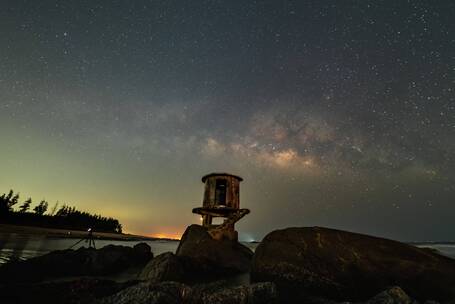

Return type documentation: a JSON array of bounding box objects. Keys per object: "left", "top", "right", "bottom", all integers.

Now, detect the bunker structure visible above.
[{"left": 192, "top": 173, "right": 250, "bottom": 241}]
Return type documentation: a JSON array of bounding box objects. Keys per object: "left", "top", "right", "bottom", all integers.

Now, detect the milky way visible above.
[{"left": 0, "top": 1, "right": 454, "bottom": 241}]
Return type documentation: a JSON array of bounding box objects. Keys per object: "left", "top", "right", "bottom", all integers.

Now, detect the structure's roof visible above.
[{"left": 201, "top": 172, "right": 243, "bottom": 182}]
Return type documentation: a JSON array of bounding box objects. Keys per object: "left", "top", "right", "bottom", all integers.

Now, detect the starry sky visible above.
[{"left": 1, "top": 1, "right": 454, "bottom": 241}]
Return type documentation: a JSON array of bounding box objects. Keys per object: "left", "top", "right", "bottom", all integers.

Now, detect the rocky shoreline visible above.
[{"left": 1, "top": 225, "right": 455, "bottom": 303}]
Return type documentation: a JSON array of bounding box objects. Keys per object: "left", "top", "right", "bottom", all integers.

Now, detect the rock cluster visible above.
[
  {"left": 0, "top": 242, "right": 153, "bottom": 283},
  {"left": 2, "top": 225, "right": 455, "bottom": 304},
  {"left": 98, "top": 281, "right": 277, "bottom": 304}
]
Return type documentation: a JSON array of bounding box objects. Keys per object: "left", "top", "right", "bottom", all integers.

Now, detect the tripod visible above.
[{"left": 69, "top": 228, "right": 96, "bottom": 249}]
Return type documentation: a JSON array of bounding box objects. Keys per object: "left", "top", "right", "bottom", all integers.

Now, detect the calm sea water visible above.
[{"left": 0, "top": 237, "right": 453, "bottom": 265}]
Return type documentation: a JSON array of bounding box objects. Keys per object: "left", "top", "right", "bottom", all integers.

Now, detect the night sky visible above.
[{"left": 1, "top": 1, "right": 454, "bottom": 241}]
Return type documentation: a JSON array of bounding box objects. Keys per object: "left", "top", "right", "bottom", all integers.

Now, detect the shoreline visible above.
[{"left": 0, "top": 224, "right": 179, "bottom": 242}]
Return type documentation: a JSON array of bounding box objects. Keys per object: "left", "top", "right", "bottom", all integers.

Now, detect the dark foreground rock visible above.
[
  {"left": 0, "top": 243, "right": 153, "bottom": 283},
  {"left": 303, "top": 287, "right": 415, "bottom": 304},
  {"left": 194, "top": 281, "right": 278, "bottom": 304},
  {"left": 139, "top": 250, "right": 251, "bottom": 285},
  {"left": 97, "top": 280, "right": 277, "bottom": 304},
  {"left": 367, "top": 286, "right": 412, "bottom": 304},
  {"left": 176, "top": 224, "right": 253, "bottom": 279},
  {"left": 98, "top": 281, "right": 190, "bottom": 304},
  {"left": 251, "top": 227, "right": 455, "bottom": 302},
  {"left": 139, "top": 252, "right": 186, "bottom": 282},
  {"left": 0, "top": 278, "right": 136, "bottom": 304}
]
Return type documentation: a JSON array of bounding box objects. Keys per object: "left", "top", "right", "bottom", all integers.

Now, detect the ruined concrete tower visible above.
[{"left": 192, "top": 173, "right": 250, "bottom": 241}]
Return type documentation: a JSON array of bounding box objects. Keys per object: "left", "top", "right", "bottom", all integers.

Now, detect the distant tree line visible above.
[{"left": 0, "top": 190, "right": 122, "bottom": 233}]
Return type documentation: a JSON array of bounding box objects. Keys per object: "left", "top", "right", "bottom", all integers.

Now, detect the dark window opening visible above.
[{"left": 215, "top": 179, "right": 227, "bottom": 205}]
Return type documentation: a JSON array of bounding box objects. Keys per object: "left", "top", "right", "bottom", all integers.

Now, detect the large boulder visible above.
[
  {"left": 0, "top": 243, "right": 153, "bottom": 283},
  {"left": 139, "top": 252, "right": 186, "bottom": 282},
  {"left": 176, "top": 225, "right": 253, "bottom": 278},
  {"left": 251, "top": 227, "right": 455, "bottom": 302}
]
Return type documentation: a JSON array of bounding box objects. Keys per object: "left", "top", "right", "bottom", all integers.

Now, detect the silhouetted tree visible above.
[
  {"left": 116, "top": 223, "right": 123, "bottom": 233},
  {"left": 10, "top": 192, "right": 19, "bottom": 209},
  {"left": 0, "top": 190, "right": 123, "bottom": 233},
  {"left": 18, "top": 198, "right": 32, "bottom": 213},
  {"left": 33, "top": 200, "right": 48, "bottom": 215},
  {"left": 49, "top": 201, "right": 59, "bottom": 216},
  {"left": 0, "top": 190, "right": 20, "bottom": 217},
  {"left": 0, "top": 192, "right": 9, "bottom": 216}
]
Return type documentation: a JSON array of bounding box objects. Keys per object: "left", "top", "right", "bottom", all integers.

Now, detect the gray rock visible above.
[
  {"left": 367, "top": 287, "right": 412, "bottom": 304},
  {"left": 139, "top": 252, "right": 185, "bottom": 282},
  {"left": 176, "top": 225, "right": 253, "bottom": 277},
  {"left": 198, "top": 282, "right": 278, "bottom": 304},
  {"left": 251, "top": 227, "right": 455, "bottom": 302},
  {"left": 98, "top": 281, "right": 191, "bottom": 304}
]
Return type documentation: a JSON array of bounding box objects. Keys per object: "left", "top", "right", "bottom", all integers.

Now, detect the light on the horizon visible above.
[{"left": 149, "top": 232, "right": 181, "bottom": 240}]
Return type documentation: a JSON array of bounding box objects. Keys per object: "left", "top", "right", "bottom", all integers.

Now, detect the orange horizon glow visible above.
[{"left": 146, "top": 230, "right": 184, "bottom": 240}]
